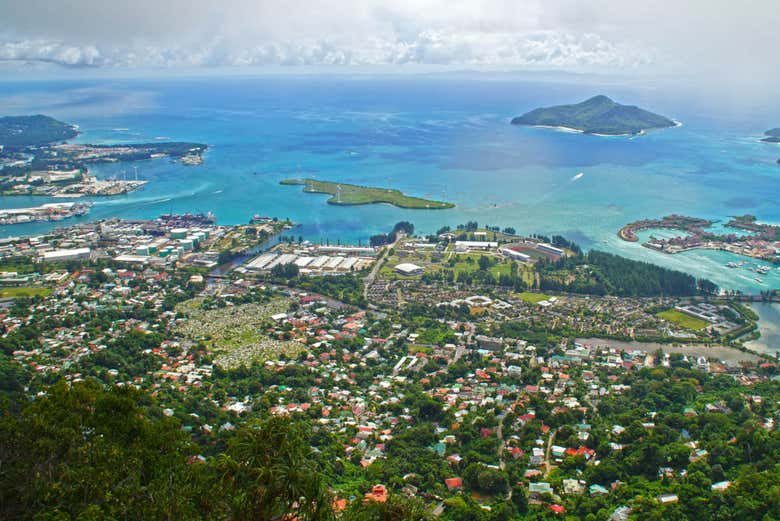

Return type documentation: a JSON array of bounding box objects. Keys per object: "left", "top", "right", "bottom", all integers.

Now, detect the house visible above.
[
  {"left": 528, "top": 482, "right": 553, "bottom": 500},
  {"left": 562, "top": 479, "right": 585, "bottom": 495},
  {"left": 711, "top": 481, "right": 732, "bottom": 492},
  {"left": 475, "top": 335, "right": 502, "bottom": 351},
  {"left": 364, "top": 484, "right": 388, "bottom": 503},
  {"left": 445, "top": 477, "right": 463, "bottom": 491}
]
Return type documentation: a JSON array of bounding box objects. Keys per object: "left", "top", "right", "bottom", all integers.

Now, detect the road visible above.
[
  {"left": 544, "top": 428, "right": 559, "bottom": 478},
  {"left": 363, "top": 234, "right": 402, "bottom": 301},
  {"left": 496, "top": 413, "right": 512, "bottom": 501}
]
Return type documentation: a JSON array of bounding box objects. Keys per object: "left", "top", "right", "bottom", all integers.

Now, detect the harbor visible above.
[{"left": 0, "top": 202, "right": 92, "bottom": 225}]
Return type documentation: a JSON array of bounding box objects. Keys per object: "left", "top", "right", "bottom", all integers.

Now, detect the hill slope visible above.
[
  {"left": 761, "top": 128, "right": 780, "bottom": 143},
  {"left": 511, "top": 95, "right": 676, "bottom": 136},
  {"left": 0, "top": 115, "right": 78, "bottom": 148}
]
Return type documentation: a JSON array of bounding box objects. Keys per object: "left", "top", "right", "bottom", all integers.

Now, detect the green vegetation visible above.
[
  {"left": 539, "top": 250, "right": 717, "bottom": 297},
  {"left": 2, "top": 367, "right": 778, "bottom": 521},
  {"left": 657, "top": 309, "right": 709, "bottom": 330},
  {"left": 518, "top": 291, "right": 550, "bottom": 304},
  {"left": 511, "top": 95, "right": 676, "bottom": 135},
  {"left": 0, "top": 115, "right": 77, "bottom": 148},
  {"left": 281, "top": 178, "right": 454, "bottom": 209},
  {"left": 0, "top": 382, "right": 338, "bottom": 520},
  {"left": 0, "top": 287, "right": 51, "bottom": 298}
]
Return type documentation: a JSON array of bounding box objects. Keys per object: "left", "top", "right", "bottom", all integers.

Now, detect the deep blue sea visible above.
[{"left": 1, "top": 74, "right": 780, "bottom": 295}]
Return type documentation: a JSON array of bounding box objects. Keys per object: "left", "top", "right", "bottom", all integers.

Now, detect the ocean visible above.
[{"left": 1, "top": 74, "right": 779, "bottom": 294}]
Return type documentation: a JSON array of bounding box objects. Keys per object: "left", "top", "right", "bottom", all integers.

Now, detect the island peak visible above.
[{"left": 511, "top": 95, "right": 676, "bottom": 136}]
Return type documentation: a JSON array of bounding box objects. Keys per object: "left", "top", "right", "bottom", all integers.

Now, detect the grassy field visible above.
[
  {"left": 657, "top": 309, "right": 709, "bottom": 330},
  {"left": 518, "top": 292, "right": 550, "bottom": 304},
  {"left": 281, "top": 178, "right": 454, "bottom": 209},
  {"left": 0, "top": 287, "right": 51, "bottom": 298}
]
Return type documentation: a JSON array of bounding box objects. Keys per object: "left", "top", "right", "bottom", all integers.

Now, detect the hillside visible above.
[
  {"left": 0, "top": 115, "right": 78, "bottom": 148},
  {"left": 761, "top": 128, "right": 780, "bottom": 143},
  {"left": 511, "top": 95, "right": 676, "bottom": 135}
]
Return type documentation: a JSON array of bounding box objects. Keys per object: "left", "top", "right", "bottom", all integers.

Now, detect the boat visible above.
[
  {"left": 754, "top": 278, "right": 764, "bottom": 284},
  {"left": 725, "top": 262, "right": 738, "bottom": 268}
]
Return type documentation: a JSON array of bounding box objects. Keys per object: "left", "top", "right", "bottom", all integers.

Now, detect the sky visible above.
[{"left": 0, "top": 0, "right": 778, "bottom": 86}]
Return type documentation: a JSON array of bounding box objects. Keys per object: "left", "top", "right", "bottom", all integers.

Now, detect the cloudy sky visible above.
[{"left": 0, "top": 0, "right": 777, "bottom": 82}]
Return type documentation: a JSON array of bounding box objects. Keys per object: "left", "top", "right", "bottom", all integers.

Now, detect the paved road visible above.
[
  {"left": 544, "top": 428, "right": 559, "bottom": 478},
  {"left": 496, "top": 413, "right": 513, "bottom": 501},
  {"left": 363, "top": 234, "right": 402, "bottom": 300}
]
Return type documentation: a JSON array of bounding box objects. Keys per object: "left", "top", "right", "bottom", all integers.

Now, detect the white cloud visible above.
[
  {"left": 0, "top": 39, "right": 104, "bottom": 66},
  {"left": 0, "top": 31, "right": 647, "bottom": 70},
  {"left": 0, "top": 0, "right": 776, "bottom": 82}
]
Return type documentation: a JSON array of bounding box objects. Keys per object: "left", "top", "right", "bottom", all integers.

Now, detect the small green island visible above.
[
  {"left": 511, "top": 95, "right": 677, "bottom": 136},
  {"left": 280, "top": 178, "right": 454, "bottom": 209}
]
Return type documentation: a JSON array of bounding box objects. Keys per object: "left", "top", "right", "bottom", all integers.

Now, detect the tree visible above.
[
  {"left": 0, "top": 380, "right": 206, "bottom": 520},
  {"left": 342, "top": 494, "right": 431, "bottom": 521},
  {"left": 271, "top": 262, "right": 300, "bottom": 279},
  {"left": 214, "top": 415, "right": 332, "bottom": 521}
]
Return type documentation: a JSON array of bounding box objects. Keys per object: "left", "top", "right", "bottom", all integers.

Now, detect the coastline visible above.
[{"left": 524, "top": 121, "right": 681, "bottom": 137}]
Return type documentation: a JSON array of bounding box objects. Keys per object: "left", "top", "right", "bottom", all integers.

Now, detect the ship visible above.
[
  {"left": 250, "top": 214, "right": 274, "bottom": 224},
  {"left": 159, "top": 212, "right": 216, "bottom": 225}
]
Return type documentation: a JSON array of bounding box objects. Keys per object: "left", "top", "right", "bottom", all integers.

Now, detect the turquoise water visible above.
[{"left": 1, "top": 75, "right": 779, "bottom": 293}]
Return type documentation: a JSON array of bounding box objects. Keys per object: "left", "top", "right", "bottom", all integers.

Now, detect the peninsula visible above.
[
  {"left": 280, "top": 178, "right": 454, "bottom": 209},
  {"left": 511, "top": 95, "right": 676, "bottom": 136},
  {"left": 0, "top": 115, "right": 207, "bottom": 197}
]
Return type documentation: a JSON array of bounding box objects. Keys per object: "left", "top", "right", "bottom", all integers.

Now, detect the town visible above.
[{"left": 0, "top": 215, "right": 777, "bottom": 520}]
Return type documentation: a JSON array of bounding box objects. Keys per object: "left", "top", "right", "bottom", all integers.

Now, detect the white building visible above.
[
  {"left": 500, "top": 247, "right": 531, "bottom": 262},
  {"left": 395, "top": 263, "right": 424, "bottom": 275},
  {"left": 455, "top": 241, "right": 498, "bottom": 251},
  {"left": 41, "top": 247, "right": 91, "bottom": 262}
]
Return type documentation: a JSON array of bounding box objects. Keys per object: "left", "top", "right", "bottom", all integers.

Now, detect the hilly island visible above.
[{"left": 511, "top": 95, "right": 677, "bottom": 136}]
